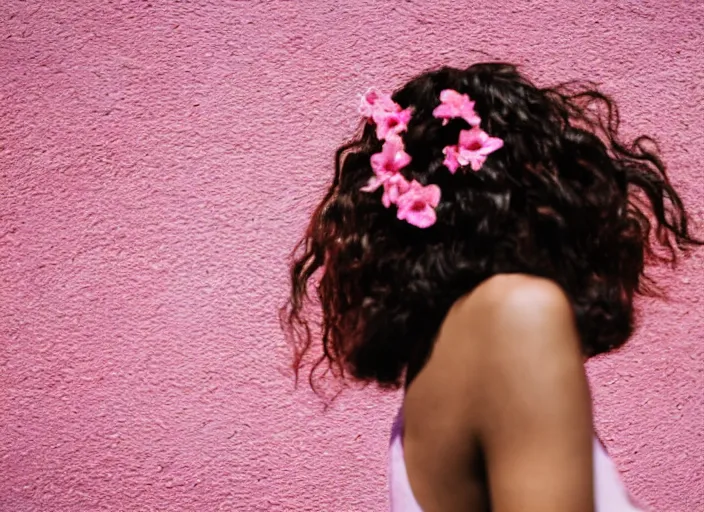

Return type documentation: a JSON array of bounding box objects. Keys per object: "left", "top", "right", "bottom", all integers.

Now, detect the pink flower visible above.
[
  {"left": 396, "top": 180, "right": 441, "bottom": 228},
  {"left": 373, "top": 108, "right": 412, "bottom": 141},
  {"left": 432, "top": 89, "right": 481, "bottom": 127},
  {"left": 442, "top": 145, "right": 461, "bottom": 174},
  {"left": 382, "top": 173, "right": 411, "bottom": 208},
  {"left": 370, "top": 137, "right": 411, "bottom": 177},
  {"left": 359, "top": 89, "right": 396, "bottom": 118},
  {"left": 359, "top": 88, "right": 412, "bottom": 141},
  {"left": 361, "top": 137, "right": 412, "bottom": 193},
  {"left": 442, "top": 127, "right": 503, "bottom": 172}
]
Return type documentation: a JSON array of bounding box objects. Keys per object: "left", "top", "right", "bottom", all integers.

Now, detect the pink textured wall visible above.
[{"left": 1, "top": 1, "right": 702, "bottom": 510}]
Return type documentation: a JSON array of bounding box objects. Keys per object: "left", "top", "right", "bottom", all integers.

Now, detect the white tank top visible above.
[{"left": 388, "top": 408, "right": 647, "bottom": 511}]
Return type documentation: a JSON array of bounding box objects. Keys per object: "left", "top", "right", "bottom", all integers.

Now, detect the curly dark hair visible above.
[{"left": 282, "top": 62, "right": 701, "bottom": 391}]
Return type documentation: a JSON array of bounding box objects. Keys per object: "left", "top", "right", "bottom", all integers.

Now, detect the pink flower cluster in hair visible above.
[
  {"left": 359, "top": 89, "right": 441, "bottom": 228},
  {"left": 433, "top": 89, "right": 503, "bottom": 173}
]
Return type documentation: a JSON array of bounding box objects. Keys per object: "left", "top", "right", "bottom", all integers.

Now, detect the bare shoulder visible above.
[
  {"left": 405, "top": 274, "right": 593, "bottom": 511},
  {"left": 457, "top": 273, "right": 574, "bottom": 329},
  {"left": 407, "top": 274, "right": 584, "bottom": 422},
  {"left": 434, "top": 274, "right": 579, "bottom": 360}
]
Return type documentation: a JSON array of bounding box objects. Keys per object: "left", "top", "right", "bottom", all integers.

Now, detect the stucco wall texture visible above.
[{"left": 1, "top": 1, "right": 703, "bottom": 511}]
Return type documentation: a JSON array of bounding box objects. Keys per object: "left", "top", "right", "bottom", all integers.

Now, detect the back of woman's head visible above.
[{"left": 284, "top": 62, "right": 701, "bottom": 390}]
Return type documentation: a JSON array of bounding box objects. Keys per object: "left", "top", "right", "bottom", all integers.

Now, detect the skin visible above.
[{"left": 402, "top": 274, "right": 595, "bottom": 512}]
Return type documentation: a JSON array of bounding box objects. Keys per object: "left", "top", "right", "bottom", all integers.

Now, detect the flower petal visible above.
[
  {"left": 461, "top": 108, "right": 481, "bottom": 127},
  {"left": 424, "top": 184, "right": 441, "bottom": 207},
  {"left": 392, "top": 149, "right": 411, "bottom": 171},
  {"left": 439, "top": 89, "right": 463, "bottom": 106},
  {"left": 469, "top": 155, "right": 486, "bottom": 171},
  {"left": 370, "top": 152, "right": 387, "bottom": 175},
  {"left": 360, "top": 176, "right": 381, "bottom": 192},
  {"left": 442, "top": 145, "right": 461, "bottom": 173},
  {"left": 396, "top": 108, "right": 412, "bottom": 126},
  {"left": 359, "top": 89, "right": 380, "bottom": 117},
  {"left": 458, "top": 127, "right": 486, "bottom": 146},
  {"left": 382, "top": 189, "right": 393, "bottom": 208},
  {"left": 382, "top": 173, "right": 411, "bottom": 207},
  {"left": 432, "top": 103, "right": 456, "bottom": 120},
  {"left": 478, "top": 136, "right": 504, "bottom": 155},
  {"left": 403, "top": 206, "right": 437, "bottom": 228},
  {"left": 376, "top": 108, "right": 412, "bottom": 140}
]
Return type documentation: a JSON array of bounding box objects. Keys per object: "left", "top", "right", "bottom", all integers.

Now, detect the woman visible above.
[{"left": 283, "top": 63, "right": 701, "bottom": 511}]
